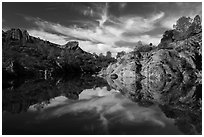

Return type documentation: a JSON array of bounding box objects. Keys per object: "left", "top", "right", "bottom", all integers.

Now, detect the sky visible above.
[{"left": 2, "top": 2, "right": 202, "bottom": 56}]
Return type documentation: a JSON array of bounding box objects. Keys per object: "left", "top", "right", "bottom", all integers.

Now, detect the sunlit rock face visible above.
[
  {"left": 101, "top": 15, "right": 202, "bottom": 106},
  {"left": 103, "top": 49, "right": 199, "bottom": 104},
  {"left": 140, "top": 49, "right": 197, "bottom": 94},
  {"left": 101, "top": 31, "right": 202, "bottom": 134}
]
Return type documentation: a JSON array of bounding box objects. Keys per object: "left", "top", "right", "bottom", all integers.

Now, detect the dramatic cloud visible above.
[
  {"left": 28, "top": 29, "right": 67, "bottom": 45},
  {"left": 24, "top": 11, "right": 165, "bottom": 55},
  {"left": 118, "top": 11, "right": 165, "bottom": 34},
  {"left": 3, "top": 2, "right": 202, "bottom": 56},
  {"left": 79, "top": 41, "right": 132, "bottom": 57}
]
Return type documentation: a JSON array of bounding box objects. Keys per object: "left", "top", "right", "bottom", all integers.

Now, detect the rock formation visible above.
[
  {"left": 62, "top": 41, "right": 84, "bottom": 52},
  {"left": 99, "top": 15, "right": 202, "bottom": 134},
  {"left": 100, "top": 14, "right": 201, "bottom": 107},
  {"left": 2, "top": 29, "right": 116, "bottom": 79}
]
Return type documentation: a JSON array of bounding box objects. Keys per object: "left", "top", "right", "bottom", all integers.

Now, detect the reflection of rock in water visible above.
[
  {"left": 2, "top": 75, "right": 109, "bottom": 113},
  {"left": 101, "top": 15, "right": 202, "bottom": 135},
  {"left": 104, "top": 61, "right": 201, "bottom": 134},
  {"left": 103, "top": 53, "right": 201, "bottom": 134},
  {"left": 159, "top": 99, "right": 201, "bottom": 135}
]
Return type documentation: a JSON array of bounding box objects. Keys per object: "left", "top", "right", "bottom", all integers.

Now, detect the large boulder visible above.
[
  {"left": 99, "top": 16, "right": 202, "bottom": 135},
  {"left": 100, "top": 15, "right": 201, "bottom": 104}
]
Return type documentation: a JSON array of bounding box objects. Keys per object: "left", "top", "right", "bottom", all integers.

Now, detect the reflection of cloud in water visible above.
[
  {"left": 29, "top": 87, "right": 174, "bottom": 130},
  {"left": 79, "top": 86, "right": 119, "bottom": 100},
  {"left": 29, "top": 96, "right": 68, "bottom": 112}
]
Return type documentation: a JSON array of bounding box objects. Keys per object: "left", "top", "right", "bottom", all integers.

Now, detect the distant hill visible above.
[{"left": 2, "top": 28, "right": 116, "bottom": 79}]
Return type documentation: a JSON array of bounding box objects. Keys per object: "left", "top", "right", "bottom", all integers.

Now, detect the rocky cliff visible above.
[
  {"left": 2, "top": 29, "right": 116, "bottom": 79},
  {"left": 99, "top": 15, "right": 202, "bottom": 134},
  {"left": 100, "top": 15, "right": 202, "bottom": 105}
]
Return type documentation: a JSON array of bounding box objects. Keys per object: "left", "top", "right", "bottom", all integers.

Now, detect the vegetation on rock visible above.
[
  {"left": 101, "top": 14, "right": 202, "bottom": 112},
  {"left": 99, "top": 15, "right": 202, "bottom": 135},
  {"left": 2, "top": 29, "right": 116, "bottom": 79}
]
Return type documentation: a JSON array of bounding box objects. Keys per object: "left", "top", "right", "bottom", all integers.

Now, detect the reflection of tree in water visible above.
[
  {"left": 159, "top": 83, "right": 201, "bottom": 135},
  {"left": 2, "top": 74, "right": 109, "bottom": 113},
  {"left": 160, "top": 102, "right": 201, "bottom": 135}
]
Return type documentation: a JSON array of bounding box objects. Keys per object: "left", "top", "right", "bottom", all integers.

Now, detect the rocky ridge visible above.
[
  {"left": 99, "top": 15, "right": 202, "bottom": 134},
  {"left": 2, "top": 29, "right": 116, "bottom": 79},
  {"left": 100, "top": 14, "right": 202, "bottom": 106}
]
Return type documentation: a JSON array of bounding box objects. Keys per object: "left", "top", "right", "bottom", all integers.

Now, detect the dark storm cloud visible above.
[{"left": 2, "top": 2, "right": 202, "bottom": 56}]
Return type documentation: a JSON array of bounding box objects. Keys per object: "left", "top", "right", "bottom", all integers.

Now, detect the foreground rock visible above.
[
  {"left": 100, "top": 15, "right": 202, "bottom": 106},
  {"left": 99, "top": 15, "right": 202, "bottom": 135}
]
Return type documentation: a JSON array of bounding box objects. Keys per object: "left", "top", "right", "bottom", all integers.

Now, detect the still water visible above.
[{"left": 2, "top": 75, "right": 202, "bottom": 135}]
